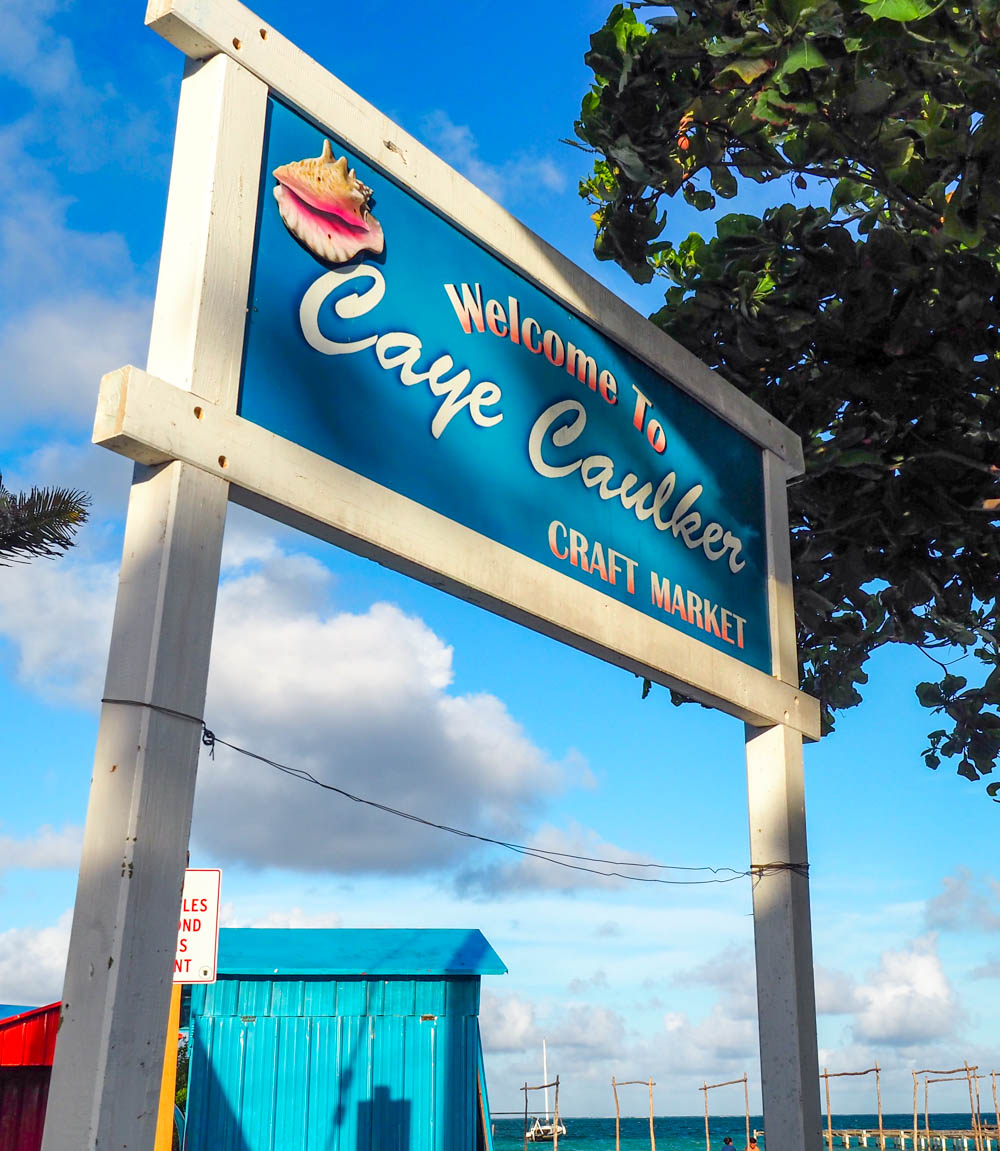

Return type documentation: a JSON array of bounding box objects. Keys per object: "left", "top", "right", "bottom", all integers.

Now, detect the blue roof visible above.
[
  {"left": 217, "top": 928, "right": 506, "bottom": 976},
  {"left": 0, "top": 1004, "right": 36, "bottom": 1021}
]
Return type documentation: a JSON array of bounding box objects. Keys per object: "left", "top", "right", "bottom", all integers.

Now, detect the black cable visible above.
[{"left": 99, "top": 697, "right": 809, "bottom": 887}]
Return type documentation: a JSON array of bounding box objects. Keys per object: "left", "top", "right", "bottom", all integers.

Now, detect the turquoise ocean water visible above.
[{"left": 490, "top": 1114, "right": 982, "bottom": 1151}]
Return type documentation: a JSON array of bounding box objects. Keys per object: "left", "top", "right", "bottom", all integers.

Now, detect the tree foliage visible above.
[
  {"left": 575, "top": 0, "right": 1000, "bottom": 788},
  {"left": 0, "top": 473, "right": 90, "bottom": 564}
]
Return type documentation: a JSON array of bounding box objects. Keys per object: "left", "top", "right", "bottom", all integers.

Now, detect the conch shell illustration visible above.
[{"left": 273, "top": 140, "right": 384, "bottom": 264}]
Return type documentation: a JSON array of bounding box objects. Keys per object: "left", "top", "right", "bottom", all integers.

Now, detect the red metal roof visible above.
[{"left": 0, "top": 1004, "right": 59, "bottom": 1067}]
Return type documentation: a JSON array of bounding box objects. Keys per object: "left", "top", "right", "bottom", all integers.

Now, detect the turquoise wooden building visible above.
[{"left": 184, "top": 928, "right": 505, "bottom": 1151}]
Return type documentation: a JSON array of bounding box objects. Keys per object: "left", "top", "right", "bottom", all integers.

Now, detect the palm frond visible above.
[{"left": 0, "top": 472, "right": 91, "bottom": 564}]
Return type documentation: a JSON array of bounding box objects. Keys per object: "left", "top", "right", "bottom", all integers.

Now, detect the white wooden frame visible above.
[{"left": 42, "top": 4, "right": 823, "bottom": 1148}]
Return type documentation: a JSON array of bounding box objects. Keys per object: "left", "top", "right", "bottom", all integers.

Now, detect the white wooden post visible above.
[
  {"left": 746, "top": 722, "right": 822, "bottom": 1151},
  {"left": 41, "top": 52, "right": 266, "bottom": 1150},
  {"left": 745, "top": 452, "right": 823, "bottom": 1151}
]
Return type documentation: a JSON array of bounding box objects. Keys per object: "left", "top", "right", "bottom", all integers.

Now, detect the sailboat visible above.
[{"left": 525, "top": 1040, "right": 567, "bottom": 1142}]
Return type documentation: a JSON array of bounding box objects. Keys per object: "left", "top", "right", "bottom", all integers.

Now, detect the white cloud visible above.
[
  {"left": 0, "top": 531, "right": 596, "bottom": 880},
  {"left": 0, "top": 910, "right": 71, "bottom": 1005},
  {"left": 970, "top": 956, "right": 1000, "bottom": 979},
  {"left": 0, "top": 2, "right": 165, "bottom": 176},
  {"left": 650, "top": 996, "right": 760, "bottom": 1076},
  {"left": 0, "top": 825, "right": 82, "bottom": 874},
  {"left": 481, "top": 990, "right": 628, "bottom": 1088},
  {"left": 3, "top": 440, "right": 133, "bottom": 550},
  {"left": 421, "top": 110, "right": 566, "bottom": 206},
  {"left": 675, "top": 944, "right": 758, "bottom": 1022},
  {"left": 567, "top": 969, "right": 609, "bottom": 995},
  {"left": 0, "top": 293, "right": 151, "bottom": 444},
  {"left": 244, "top": 907, "right": 343, "bottom": 929},
  {"left": 0, "top": 121, "right": 138, "bottom": 304},
  {"left": 219, "top": 516, "right": 289, "bottom": 571},
  {"left": 0, "top": 7, "right": 156, "bottom": 448},
  {"left": 190, "top": 545, "right": 569, "bottom": 876},
  {"left": 659, "top": 944, "right": 775, "bottom": 1072},
  {"left": 454, "top": 821, "right": 656, "bottom": 896},
  {"left": 550, "top": 1002, "right": 627, "bottom": 1052},
  {"left": 925, "top": 868, "right": 1000, "bottom": 933},
  {"left": 852, "top": 934, "right": 959, "bottom": 1046},
  {"left": 0, "top": 0, "right": 82, "bottom": 100},
  {"left": 481, "top": 990, "right": 539, "bottom": 1054},
  {"left": 484, "top": 981, "right": 759, "bottom": 1113},
  {"left": 814, "top": 965, "right": 861, "bottom": 1016},
  {"left": 482, "top": 985, "right": 759, "bottom": 1116},
  {"left": 0, "top": 556, "right": 117, "bottom": 705}
]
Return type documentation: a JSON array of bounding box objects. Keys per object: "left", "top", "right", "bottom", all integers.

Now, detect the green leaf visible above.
[
  {"left": 714, "top": 57, "right": 775, "bottom": 88},
  {"left": 781, "top": 134, "right": 810, "bottom": 165},
  {"left": 879, "top": 136, "right": 914, "bottom": 169},
  {"left": 752, "top": 89, "right": 791, "bottom": 125},
  {"left": 859, "top": 0, "right": 937, "bottom": 21},
  {"left": 706, "top": 36, "right": 750, "bottom": 57},
  {"left": 682, "top": 185, "right": 716, "bottom": 210},
  {"left": 836, "top": 448, "right": 885, "bottom": 468},
  {"left": 848, "top": 76, "right": 895, "bottom": 114},
  {"left": 774, "top": 40, "right": 829, "bottom": 80},
  {"left": 0, "top": 474, "right": 91, "bottom": 564},
  {"left": 916, "top": 681, "right": 944, "bottom": 707},
  {"left": 831, "top": 178, "right": 867, "bottom": 211},
  {"left": 716, "top": 214, "right": 761, "bottom": 239},
  {"left": 710, "top": 164, "right": 739, "bottom": 198},
  {"left": 778, "top": 0, "right": 821, "bottom": 23}
]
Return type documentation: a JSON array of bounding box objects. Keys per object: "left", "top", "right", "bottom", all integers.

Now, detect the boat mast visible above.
[{"left": 543, "top": 1040, "right": 551, "bottom": 1121}]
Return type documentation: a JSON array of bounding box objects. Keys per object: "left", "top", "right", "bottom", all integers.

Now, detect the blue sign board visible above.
[{"left": 240, "top": 96, "right": 771, "bottom": 673}]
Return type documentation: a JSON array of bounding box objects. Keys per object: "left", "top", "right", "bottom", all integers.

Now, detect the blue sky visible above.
[{"left": 2, "top": 0, "right": 1000, "bottom": 1120}]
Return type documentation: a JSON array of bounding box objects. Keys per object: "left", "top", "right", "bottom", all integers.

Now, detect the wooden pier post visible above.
[
  {"left": 615, "top": 1076, "right": 656, "bottom": 1151},
  {"left": 613, "top": 1076, "right": 621, "bottom": 1151},
  {"left": 744, "top": 1072, "right": 751, "bottom": 1151},
  {"left": 992, "top": 1070, "right": 999, "bottom": 1151},
  {"left": 701, "top": 1074, "right": 751, "bottom": 1151},
  {"left": 825, "top": 1068, "right": 834, "bottom": 1151},
  {"left": 877, "top": 1063, "right": 885, "bottom": 1151},
  {"left": 553, "top": 1076, "right": 560, "bottom": 1151},
  {"left": 925, "top": 1075, "right": 930, "bottom": 1147},
  {"left": 523, "top": 1082, "right": 529, "bottom": 1151},
  {"left": 914, "top": 1071, "right": 920, "bottom": 1151},
  {"left": 966, "top": 1062, "right": 983, "bottom": 1151}
]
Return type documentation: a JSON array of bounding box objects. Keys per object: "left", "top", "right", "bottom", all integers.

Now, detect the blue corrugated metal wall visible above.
[{"left": 185, "top": 977, "right": 481, "bottom": 1151}]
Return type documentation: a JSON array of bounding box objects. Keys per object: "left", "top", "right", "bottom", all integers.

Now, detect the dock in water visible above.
[{"left": 754, "top": 1130, "right": 1000, "bottom": 1149}]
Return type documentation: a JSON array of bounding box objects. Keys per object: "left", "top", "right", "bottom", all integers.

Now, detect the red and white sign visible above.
[{"left": 174, "top": 868, "right": 221, "bottom": 983}]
